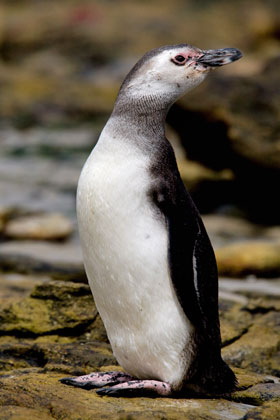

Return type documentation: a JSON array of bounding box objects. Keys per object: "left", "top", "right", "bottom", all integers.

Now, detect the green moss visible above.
[{"left": 0, "top": 281, "right": 97, "bottom": 335}]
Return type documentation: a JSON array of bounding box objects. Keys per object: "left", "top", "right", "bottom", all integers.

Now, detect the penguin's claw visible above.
[
  {"left": 59, "top": 371, "right": 133, "bottom": 389},
  {"left": 59, "top": 377, "right": 103, "bottom": 389},
  {"left": 96, "top": 380, "right": 172, "bottom": 398}
]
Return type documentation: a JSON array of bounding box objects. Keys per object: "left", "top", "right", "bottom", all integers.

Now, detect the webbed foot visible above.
[
  {"left": 59, "top": 371, "right": 133, "bottom": 389},
  {"left": 96, "top": 379, "right": 172, "bottom": 397}
]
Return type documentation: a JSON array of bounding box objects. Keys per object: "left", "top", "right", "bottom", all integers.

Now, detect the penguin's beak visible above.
[{"left": 196, "top": 48, "right": 243, "bottom": 67}]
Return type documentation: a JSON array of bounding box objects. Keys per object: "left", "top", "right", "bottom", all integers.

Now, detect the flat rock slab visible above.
[
  {"left": 0, "top": 281, "right": 97, "bottom": 336},
  {"left": 0, "top": 406, "right": 54, "bottom": 420},
  {"left": 216, "top": 241, "right": 280, "bottom": 278},
  {"left": 0, "top": 180, "right": 75, "bottom": 216},
  {"left": 222, "top": 310, "right": 280, "bottom": 377},
  {"left": 0, "top": 340, "right": 116, "bottom": 375},
  {"left": 0, "top": 240, "right": 86, "bottom": 281},
  {"left": 0, "top": 273, "right": 46, "bottom": 302},
  {"left": 0, "top": 370, "right": 259, "bottom": 420},
  {"left": 4, "top": 213, "right": 74, "bottom": 240},
  {"left": 0, "top": 127, "right": 96, "bottom": 150},
  {"left": 0, "top": 157, "right": 82, "bottom": 190}
]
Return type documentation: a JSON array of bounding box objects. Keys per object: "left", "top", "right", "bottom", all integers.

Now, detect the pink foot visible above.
[
  {"left": 96, "top": 379, "right": 172, "bottom": 397},
  {"left": 59, "top": 371, "right": 133, "bottom": 389}
]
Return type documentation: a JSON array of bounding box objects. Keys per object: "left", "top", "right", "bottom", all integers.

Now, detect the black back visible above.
[{"left": 149, "top": 138, "right": 237, "bottom": 394}]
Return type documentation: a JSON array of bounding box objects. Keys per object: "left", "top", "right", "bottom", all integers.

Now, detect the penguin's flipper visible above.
[
  {"left": 151, "top": 173, "right": 237, "bottom": 392},
  {"left": 152, "top": 178, "right": 220, "bottom": 334}
]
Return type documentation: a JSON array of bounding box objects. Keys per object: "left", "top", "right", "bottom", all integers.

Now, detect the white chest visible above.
[{"left": 77, "top": 128, "right": 193, "bottom": 387}]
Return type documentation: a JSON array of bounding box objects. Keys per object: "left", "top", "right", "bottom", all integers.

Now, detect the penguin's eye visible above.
[{"left": 171, "top": 55, "right": 187, "bottom": 66}]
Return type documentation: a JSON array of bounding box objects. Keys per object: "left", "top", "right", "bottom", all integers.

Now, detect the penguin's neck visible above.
[{"left": 110, "top": 91, "right": 174, "bottom": 140}]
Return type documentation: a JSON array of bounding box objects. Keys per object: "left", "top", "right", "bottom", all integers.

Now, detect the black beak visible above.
[{"left": 197, "top": 48, "right": 243, "bottom": 67}]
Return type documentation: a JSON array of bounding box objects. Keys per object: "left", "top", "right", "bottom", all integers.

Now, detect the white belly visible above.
[{"left": 77, "top": 131, "right": 193, "bottom": 387}]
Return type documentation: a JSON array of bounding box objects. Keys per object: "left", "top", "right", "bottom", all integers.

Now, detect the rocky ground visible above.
[
  {"left": 0, "top": 125, "right": 280, "bottom": 419},
  {"left": 1, "top": 0, "right": 280, "bottom": 418}
]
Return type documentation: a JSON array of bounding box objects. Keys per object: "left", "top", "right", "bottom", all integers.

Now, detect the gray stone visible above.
[
  {"left": 0, "top": 239, "right": 85, "bottom": 281},
  {"left": 4, "top": 213, "right": 74, "bottom": 240}
]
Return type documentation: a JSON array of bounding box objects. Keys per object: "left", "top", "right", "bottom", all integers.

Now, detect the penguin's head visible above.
[{"left": 120, "top": 44, "right": 242, "bottom": 102}]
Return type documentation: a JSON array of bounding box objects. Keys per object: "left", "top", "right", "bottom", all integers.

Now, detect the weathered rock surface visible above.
[
  {"left": 0, "top": 278, "right": 279, "bottom": 418},
  {"left": 0, "top": 179, "right": 75, "bottom": 218},
  {"left": 0, "top": 127, "right": 97, "bottom": 154},
  {"left": 219, "top": 278, "right": 280, "bottom": 299},
  {"left": 0, "top": 240, "right": 86, "bottom": 281},
  {"left": 0, "top": 369, "right": 274, "bottom": 420},
  {"left": 223, "top": 310, "right": 280, "bottom": 377},
  {"left": 178, "top": 160, "right": 234, "bottom": 213},
  {"left": 178, "top": 159, "right": 233, "bottom": 190},
  {"left": 203, "top": 215, "right": 264, "bottom": 248},
  {"left": 170, "top": 57, "right": 280, "bottom": 222},
  {"left": 216, "top": 241, "right": 280, "bottom": 278},
  {"left": 219, "top": 299, "right": 252, "bottom": 346},
  {"left": 0, "top": 206, "right": 16, "bottom": 233},
  {"left": 243, "top": 402, "right": 280, "bottom": 420},
  {"left": 0, "top": 340, "right": 115, "bottom": 375},
  {"left": 4, "top": 213, "right": 73, "bottom": 240},
  {"left": 1, "top": 279, "right": 279, "bottom": 378},
  {"left": 0, "top": 273, "right": 45, "bottom": 304},
  {"left": 0, "top": 280, "right": 97, "bottom": 336},
  {"left": 0, "top": 406, "right": 53, "bottom": 420}
]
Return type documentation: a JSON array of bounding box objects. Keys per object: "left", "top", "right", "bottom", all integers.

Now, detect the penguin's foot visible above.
[
  {"left": 96, "top": 380, "right": 172, "bottom": 397},
  {"left": 59, "top": 371, "right": 133, "bottom": 390}
]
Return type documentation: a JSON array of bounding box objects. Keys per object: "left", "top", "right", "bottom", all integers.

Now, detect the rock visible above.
[
  {"left": 219, "top": 287, "right": 280, "bottom": 378},
  {"left": 219, "top": 299, "right": 252, "bottom": 346},
  {"left": 30, "top": 280, "right": 91, "bottom": 300},
  {"left": 0, "top": 206, "right": 16, "bottom": 233},
  {"left": 233, "top": 367, "right": 276, "bottom": 389},
  {"left": 0, "top": 127, "right": 97, "bottom": 153},
  {"left": 178, "top": 159, "right": 233, "bottom": 190},
  {"left": 215, "top": 241, "right": 280, "bottom": 278},
  {"left": 203, "top": 215, "right": 263, "bottom": 248},
  {"left": 177, "top": 70, "right": 280, "bottom": 172},
  {"left": 223, "top": 310, "right": 280, "bottom": 377},
  {"left": 0, "top": 370, "right": 257, "bottom": 420},
  {"left": 0, "top": 240, "right": 86, "bottom": 281},
  {"left": 0, "top": 179, "right": 75, "bottom": 218},
  {"left": 4, "top": 213, "right": 74, "bottom": 240},
  {"left": 0, "top": 406, "right": 53, "bottom": 420},
  {"left": 219, "top": 278, "right": 280, "bottom": 299},
  {"left": 246, "top": 296, "right": 280, "bottom": 312},
  {"left": 169, "top": 60, "right": 280, "bottom": 223},
  {"left": 0, "top": 156, "right": 82, "bottom": 191},
  {"left": 244, "top": 401, "right": 280, "bottom": 420},
  {"left": 178, "top": 160, "right": 234, "bottom": 213},
  {"left": 0, "top": 273, "right": 46, "bottom": 304},
  {"left": 232, "top": 383, "right": 280, "bottom": 405},
  {"left": 0, "top": 340, "right": 115, "bottom": 375},
  {"left": 0, "top": 280, "right": 98, "bottom": 336}
]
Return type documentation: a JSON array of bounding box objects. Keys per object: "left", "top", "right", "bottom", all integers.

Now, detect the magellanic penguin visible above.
[{"left": 60, "top": 44, "right": 242, "bottom": 397}]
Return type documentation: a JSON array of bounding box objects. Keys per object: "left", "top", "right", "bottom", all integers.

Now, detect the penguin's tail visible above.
[{"left": 185, "top": 355, "right": 238, "bottom": 396}]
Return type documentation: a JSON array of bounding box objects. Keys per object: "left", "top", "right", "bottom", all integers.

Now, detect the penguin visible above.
[{"left": 60, "top": 44, "right": 242, "bottom": 397}]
